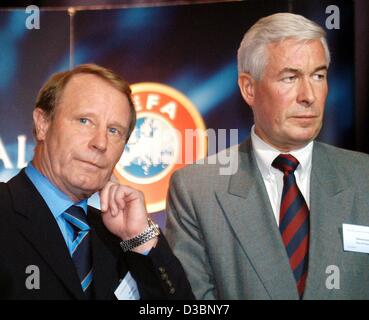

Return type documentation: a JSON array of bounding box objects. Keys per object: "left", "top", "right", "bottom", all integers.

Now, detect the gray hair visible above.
[{"left": 237, "top": 12, "right": 330, "bottom": 80}]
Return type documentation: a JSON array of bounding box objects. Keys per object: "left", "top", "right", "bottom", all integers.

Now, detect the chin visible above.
[
  {"left": 72, "top": 176, "right": 103, "bottom": 194},
  {"left": 293, "top": 126, "right": 318, "bottom": 139},
  {"left": 289, "top": 137, "right": 315, "bottom": 149}
]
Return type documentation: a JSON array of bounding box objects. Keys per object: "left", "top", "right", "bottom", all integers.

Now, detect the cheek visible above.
[
  {"left": 109, "top": 142, "right": 125, "bottom": 161},
  {"left": 45, "top": 134, "right": 63, "bottom": 160},
  {"left": 259, "top": 86, "right": 292, "bottom": 117},
  {"left": 317, "top": 88, "right": 328, "bottom": 108},
  {"left": 49, "top": 136, "right": 80, "bottom": 168},
  {"left": 258, "top": 100, "right": 288, "bottom": 127},
  {"left": 273, "top": 88, "right": 298, "bottom": 122},
  {"left": 273, "top": 86, "right": 295, "bottom": 107}
]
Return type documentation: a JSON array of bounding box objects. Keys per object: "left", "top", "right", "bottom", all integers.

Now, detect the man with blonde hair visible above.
[
  {"left": 0, "top": 64, "right": 194, "bottom": 300},
  {"left": 166, "top": 13, "right": 369, "bottom": 299}
]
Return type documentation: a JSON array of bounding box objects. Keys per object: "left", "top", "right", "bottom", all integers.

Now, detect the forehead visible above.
[
  {"left": 57, "top": 73, "right": 130, "bottom": 116},
  {"left": 265, "top": 38, "right": 327, "bottom": 72},
  {"left": 61, "top": 73, "right": 124, "bottom": 100}
]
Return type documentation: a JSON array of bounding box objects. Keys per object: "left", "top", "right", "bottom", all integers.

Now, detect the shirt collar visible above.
[
  {"left": 250, "top": 125, "right": 313, "bottom": 178},
  {"left": 25, "top": 163, "right": 88, "bottom": 219}
]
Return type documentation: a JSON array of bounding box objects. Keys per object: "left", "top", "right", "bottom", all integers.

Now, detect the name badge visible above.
[
  {"left": 114, "top": 272, "right": 140, "bottom": 300},
  {"left": 342, "top": 223, "right": 369, "bottom": 254}
]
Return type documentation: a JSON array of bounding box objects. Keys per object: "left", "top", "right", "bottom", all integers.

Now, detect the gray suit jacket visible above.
[{"left": 165, "top": 139, "right": 369, "bottom": 299}]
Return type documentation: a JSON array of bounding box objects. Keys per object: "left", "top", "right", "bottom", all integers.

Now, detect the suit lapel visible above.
[
  {"left": 9, "top": 170, "right": 86, "bottom": 300},
  {"left": 216, "top": 139, "right": 299, "bottom": 299},
  {"left": 303, "top": 143, "right": 354, "bottom": 299}
]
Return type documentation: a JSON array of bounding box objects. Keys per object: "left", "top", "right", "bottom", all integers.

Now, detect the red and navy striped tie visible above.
[
  {"left": 272, "top": 154, "right": 309, "bottom": 298},
  {"left": 63, "top": 205, "right": 93, "bottom": 299}
]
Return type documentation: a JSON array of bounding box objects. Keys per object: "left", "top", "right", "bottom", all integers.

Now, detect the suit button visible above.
[
  {"left": 166, "top": 279, "right": 173, "bottom": 287},
  {"left": 161, "top": 273, "right": 169, "bottom": 280},
  {"left": 169, "top": 287, "right": 175, "bottom": 295}
]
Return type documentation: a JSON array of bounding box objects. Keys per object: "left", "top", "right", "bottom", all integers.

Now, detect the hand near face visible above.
[{"left": 99, "top": 181, "right": 158, "bottom": 253}]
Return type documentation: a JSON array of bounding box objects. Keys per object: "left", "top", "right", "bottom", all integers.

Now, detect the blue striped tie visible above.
[
  {"left": 272, "top": 154, "right": 309, "bottom": 298},
  {"left": 63, "top": 206, "right": 93, "bottom": 298}
]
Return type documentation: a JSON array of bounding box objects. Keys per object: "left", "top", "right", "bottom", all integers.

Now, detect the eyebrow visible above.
[
  {"left": 278, "top": 65, "right": 328, "bottom": 76},
  {"left": 313, "top": 65, "right": 328, "bottom": 73}
]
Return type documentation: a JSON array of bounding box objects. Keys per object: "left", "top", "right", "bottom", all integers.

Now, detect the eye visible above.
[
  {"left": 79, "top": 118, "right": 90, "bottom": 125},
  {"left": 108, "top": 127, "right": 121, "bottom": 136},
  {"left": 312, "top": 73, "right": 326, "bottom": 81},
  {"left": 281, "top": 75, "right": 297, "bottom": 83}
]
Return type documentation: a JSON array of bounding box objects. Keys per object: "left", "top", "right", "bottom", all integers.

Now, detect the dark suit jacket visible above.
[{"left": 0, "top": 170, "right": 194, "bottom": 300}]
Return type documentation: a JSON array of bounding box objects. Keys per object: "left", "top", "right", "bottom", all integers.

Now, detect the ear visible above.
[
  {"left": 238, "top": 73, "right": 256, "bottom": 108},
  {"left": 33, "top": 108, "right": 50, "bottom": 141}
]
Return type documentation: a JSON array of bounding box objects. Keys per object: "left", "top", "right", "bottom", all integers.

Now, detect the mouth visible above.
[
  {"left": 78, "top": 159, "right": 104, "bottom": 169},
  {"left": 291, "top": 115, "right": 318, "bottom": 119},
  {"left": 290, "top": 115, "right": 320, "bottom": 127},
  {"left": 290, "top": 115, "right": 319, "bottom": 122}
]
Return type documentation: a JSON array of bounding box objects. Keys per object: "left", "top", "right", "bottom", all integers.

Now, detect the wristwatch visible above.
[{"left": 120, "top": 218, "right": 160, "bottom": 252}]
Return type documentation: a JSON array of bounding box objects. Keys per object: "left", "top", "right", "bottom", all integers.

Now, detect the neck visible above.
[{"left": 253, "top": 127, "right": 309, "bottom": 153}]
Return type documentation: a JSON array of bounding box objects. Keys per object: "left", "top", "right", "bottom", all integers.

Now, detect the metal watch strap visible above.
[{"left": 120, "top": 218, "right": 160, "bottom": 252}]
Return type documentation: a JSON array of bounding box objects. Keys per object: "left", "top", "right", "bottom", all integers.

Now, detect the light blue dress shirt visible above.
[{"left": 25, "top": 164, "right": 88, "bottom": 256}]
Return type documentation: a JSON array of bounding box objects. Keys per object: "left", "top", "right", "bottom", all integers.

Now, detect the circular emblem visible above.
[{"left": 114, "top": 83, "right": 207, "bottom": 213}]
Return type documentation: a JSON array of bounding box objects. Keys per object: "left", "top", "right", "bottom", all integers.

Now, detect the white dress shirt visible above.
[{"left": 250, "top": 126, "right": 313, "bottom": 225}]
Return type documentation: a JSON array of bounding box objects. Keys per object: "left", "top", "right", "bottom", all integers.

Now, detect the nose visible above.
[
  {"left": 89, "top": 127, "right": 108, "bottom": 152},
  {"left": 297, "top": 77, "right": 316, "bottom": 107}
]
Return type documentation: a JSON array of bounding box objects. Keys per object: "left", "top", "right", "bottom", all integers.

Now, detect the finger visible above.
[
  {"left": 116, "top": 185, "right": 139, "bottom": 203},
  {"left": 99, "top": 181, "right": 114, "bottom": 212},
  {"left": 117, "top": 208, "right": 125, "bottom": 218},
  {"left": 108, "top": 184, "right": 119, "bottom": 217},
  {"left": 114, "top": 187, "right": 126, "bottom": 212}
]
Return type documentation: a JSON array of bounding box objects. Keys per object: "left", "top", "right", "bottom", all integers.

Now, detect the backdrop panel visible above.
[
  {"left": 0, "top": 9, "right": 69, "bottom": 182},
  {"left": 0, "top": 1, "right": 357, "bottom": 224}
]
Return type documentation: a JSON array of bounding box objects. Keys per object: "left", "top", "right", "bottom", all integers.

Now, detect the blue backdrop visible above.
[{"left": 0, "top": 0, "right": 357, "bottom": 224}]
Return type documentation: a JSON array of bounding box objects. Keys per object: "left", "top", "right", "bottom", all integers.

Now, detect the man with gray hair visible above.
[{"left": 166, "top": 13, "right": 369, "bottom": 299}]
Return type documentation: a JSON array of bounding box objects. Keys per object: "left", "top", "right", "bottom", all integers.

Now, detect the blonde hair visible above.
[
  {"left": 237, "top": 13, "right": 330, "bottom": 80},
  {"left": 34, "top": 63, "right": 136, "bottom": 141}
]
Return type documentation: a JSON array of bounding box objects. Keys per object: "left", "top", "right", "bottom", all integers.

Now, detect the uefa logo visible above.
[{"left": 114, "top": 83, "right": 207, "bottom": 213}]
